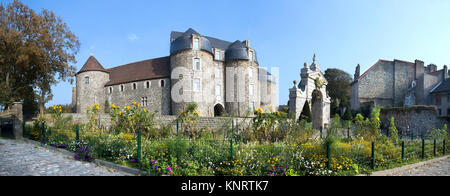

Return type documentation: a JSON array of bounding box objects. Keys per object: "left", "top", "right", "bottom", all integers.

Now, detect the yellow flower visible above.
[
  {"left": 137, "top": 103, "right": 140, "bottom": 108},
  {"left": 59, "top": 109, "right": 62, "bottom": 112},
  {"left": 119, "top": 111, "right": 122, "bottom": 115},
  {"left": 111, "top": 104, "right": 116, "bottom": 108},
  {"left": 258, "top": 107, "right": 263, "bottom": 114},
  {"left": 88, "top": 106, "right": 92, "bottom": 110},
  {"left": 180, "top": 110, "right": 184, "bottom": 115},
  {"left": 143, "top": 109, "right": 147, "bottom": 113},
  {"left": 126, "top": 105, "right": 130, "bottom": 110},
  {"left": 95, "top": 105, "right": 100, "bottom": 110},
  {"left": 132, "top": 101, "right": 137, "bottom": 105},
  {"left": 195, "top": 111, "right": 199, "bottom": 116},
  {"left": 276, "top": 111, "right": 280, "bottom": 116}
]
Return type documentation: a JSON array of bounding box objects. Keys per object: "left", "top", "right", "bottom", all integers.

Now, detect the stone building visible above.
[
  {"left": 288, "top": 54, "right": 331, "bottom": 129},
  {"left": 73, "top": 28, "right": 277, "bottom": 117},
  {"left": 351, "top": 58, "right": 449, "bottom": 112}
]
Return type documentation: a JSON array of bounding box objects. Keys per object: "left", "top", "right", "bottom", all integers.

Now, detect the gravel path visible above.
[
  {"left": 390, "top": 157, "right": 450, "bottom": 176},
  {"left": 0, "top": 138, "right": 128, "bottom": 176}
]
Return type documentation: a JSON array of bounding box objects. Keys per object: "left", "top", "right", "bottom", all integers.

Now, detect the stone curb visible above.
[
  {"left": 360, "top": 155, "right": 450, "bottom": 176},
  {"left": 21, "top": 138, "right": 148, "bottom": 176}
]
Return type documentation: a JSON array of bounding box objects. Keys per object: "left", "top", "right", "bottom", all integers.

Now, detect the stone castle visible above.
[
  {"left": 73, "top": 28, "right": 277, "bottom": 117},
  {"left": 351, "top": 59, "right": 449, "bottom": 114}
]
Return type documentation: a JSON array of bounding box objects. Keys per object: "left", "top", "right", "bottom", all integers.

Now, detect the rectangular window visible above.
[
  {"left": 215, "top": 50, "right": 220, "bottom": 60},
  {"left": 193, "top": 78, "right": 201, "bottom": 92},
  {"left": 216, "top": 85, "right": 221, "bottom": 101},
  {"left": 141, "top": 97, "right": 148, "bottom": 107},
  {"left": 193, "top": 58, "right": 201, "bottom": 71},
  {"left": 249, "top": 101, "right": 255, "bottom": 112},
  {"left": 146, "top": 81, "right": 151, "bottom": 88},
  {"left": 109, "top": 87, "right": 113, "bottom": 94},
  {"left": 193, "top": 38, "right": 200, "bottom": 50},
  {"left": 248, "top": 68, "right": 253, "bottom": 79},
  {"left": 215, "top": 65, "right": 221, "bottom": 78},
  {"left": 85, "top": 76, "right": 89, "bottom": 84},
  {"left": 249, "top": 84, "right": 254, "bottom": 97},
  {"left": 249, "top": 51, "right": 253, "bottom": 61},
  {"left": 120, "top": 85, "right": 124, "bottom": 92},
  {"left": 132, "top": 83, "right": 137, "bottom": 90}
]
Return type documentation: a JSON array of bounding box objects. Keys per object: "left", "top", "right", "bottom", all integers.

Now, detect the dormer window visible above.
[
  {"left": 85, "top": 76, "right": 90, "bottom": 84},
  {"left": 193, "top": 38, "right": 200, "bottom": 50},
  {"left": 215, "top": 49, "right": 220, "bottom": 60},
  {"left": 249, "top": 50, "right": 254, "bottom": 61},
  {"left": 193, "top": 58, "right": 201, "bottom": 71}
]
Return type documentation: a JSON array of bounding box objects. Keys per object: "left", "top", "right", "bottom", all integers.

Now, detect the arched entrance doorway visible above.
[
  {"left": 214, "top": 104, "right": 225, "bottom": 117},
  {"left": 311, "top": 89, "right": 324, "bottom": 130}
]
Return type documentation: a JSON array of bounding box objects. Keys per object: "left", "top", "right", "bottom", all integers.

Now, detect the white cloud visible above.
[{"left": 128, "top": 34, "right": 139, "bottom": 41}]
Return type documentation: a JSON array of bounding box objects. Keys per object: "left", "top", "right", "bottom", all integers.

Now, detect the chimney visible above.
[
  {"left": 244, "top": 40, "right": 250, "bottom": 48},
  {"left": 354, "top": 64, "right": 360, "bottom": 81},
  {"left": 444, "top": 65, "right": 448, "bottom": 80}
]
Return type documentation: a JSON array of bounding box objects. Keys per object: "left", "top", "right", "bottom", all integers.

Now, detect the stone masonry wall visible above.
[
  {"left": 45, "top": 113, "right": 253, "bottom": 131},
  {"left": 379, "top": 106, "right": 448, "bottom": 138},
  {"left": 357, "top": 61, "right": 395, "bottom": 107}
]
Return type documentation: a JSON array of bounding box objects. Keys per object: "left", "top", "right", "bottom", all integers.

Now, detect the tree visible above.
[
  {"left": 0, "top": 1, "right": 80, "bottom": 117},
  {"left": 324, "top": 68, "right": 352, "bottom": 116},
  {"left": 299, "top": 100, "right": 312, "bottom": 123},
  {"left": 342, "top": 107, "right": 353, "bottom": 121}
]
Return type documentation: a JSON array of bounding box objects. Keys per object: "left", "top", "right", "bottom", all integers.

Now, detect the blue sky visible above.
[{"left": 3, "top": 0, "right": 450, "bottom": 107}]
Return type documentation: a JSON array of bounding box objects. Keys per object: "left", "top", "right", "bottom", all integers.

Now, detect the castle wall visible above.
[
  {"left": 224, "top": 60, "right": 260, "bottom": 116},
  {"left": 76, "top": 71, "right": 109, "bottom": 113},
  {"left": 170, "top": 49, "right": 218, "bottom": 117},
  {"left": 105, "top": 78, "right": 171, "bottom": 115}
]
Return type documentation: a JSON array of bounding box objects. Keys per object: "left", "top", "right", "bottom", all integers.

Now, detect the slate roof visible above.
[
  {"left": 77, "top": 56, "right": 108, "bottom": 75},
  {"left": 105, "top": 56, "right": 170, "bottom": 86},
  {"left": 431, "top": 79, "right": 450, "bottom": 93},
  {"left": 171, "top": 30, "right": 233, "bottom": 50}
]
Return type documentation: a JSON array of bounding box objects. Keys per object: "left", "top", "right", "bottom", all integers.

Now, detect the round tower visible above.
[
  {"left": 224, "top": 40, "right": 260, "bottom": 116},
  {"left": 170, "top": 28, "right": 216, "bottom": 116},
  {"left": 75, "top": 56, "right": 110, "bottom": 113}
]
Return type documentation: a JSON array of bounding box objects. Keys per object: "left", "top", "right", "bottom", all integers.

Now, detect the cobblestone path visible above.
[
  {"left": 0, "top": 138, "right": 128, "bottom": 176},
  {"left": 390, "top": 157, "right": 450, "bottom": 176}
]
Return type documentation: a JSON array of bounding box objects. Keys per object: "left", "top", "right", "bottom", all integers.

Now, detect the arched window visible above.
[
  {"left": 160, "top": 79, "right": 165, "bottom": 87},
  {"left": 132, "top": 83, "right": 137, "bottom": 90},
  {"left": 145, "top": 81, "right": 151, "bottom": 88},
  {"left": 109, "top": 87, "right": 113, "bottom": 94},
  {"left": 120, "top": 84, "right": 124, "bottom": 92}
]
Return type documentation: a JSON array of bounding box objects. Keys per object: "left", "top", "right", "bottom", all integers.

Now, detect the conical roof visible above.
[{"left": 77, "top": 56, "right": 108, "bottom": 75}]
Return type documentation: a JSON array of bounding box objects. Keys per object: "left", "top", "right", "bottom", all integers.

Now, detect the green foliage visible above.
[
  {"left": 299, "top": 101, "right": 312, "bottom": 123},
  {"left": 388, "top": 117, "right": 399, "bottom": 143},
  {"left": 342, "top": 108, "right": 353, "bottom": 121},
  {"left": 427, "top": 124, "right": 448, "bottom": 140},
  {"left": 324, "top": 68, "right": 352, "bottom": 115}
]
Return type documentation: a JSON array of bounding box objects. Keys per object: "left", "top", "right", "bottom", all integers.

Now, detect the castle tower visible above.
[
  {"left": 75, "top": 56, "right": 110, "bottom": 113},
  {"left": 169, "top": 28, "right": 216, "bottom": 116},
  {"left": 224, "top": 40, "right": 259, "bottom": 116}
]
